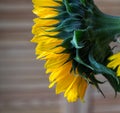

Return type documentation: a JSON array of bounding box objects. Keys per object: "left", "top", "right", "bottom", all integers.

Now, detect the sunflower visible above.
[
  {"left": 107, "top": 52, "right": 120, "bottom": 76},
  {"left": 32, "top": 0, "right": 120, "bottom": 102}
]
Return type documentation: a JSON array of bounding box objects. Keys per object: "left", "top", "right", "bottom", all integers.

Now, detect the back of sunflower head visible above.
[{"left": 32, "top": 0, "right": 120, "bottom": 102}]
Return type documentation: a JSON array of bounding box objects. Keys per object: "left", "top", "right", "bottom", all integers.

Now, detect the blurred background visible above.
[{"left": 0, "top": 0, "right": 120, "bottom": 113}]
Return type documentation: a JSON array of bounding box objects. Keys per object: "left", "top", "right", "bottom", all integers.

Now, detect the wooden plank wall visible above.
[
  {"left": 0, "top": 0, "right": 62, "bottom": 113},
  {"left": 0, "top": 0, "right": 120, "bottom": 113}
]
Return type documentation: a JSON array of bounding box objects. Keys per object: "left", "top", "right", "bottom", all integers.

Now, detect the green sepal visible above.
[
  {"left": 50, "top": 18, "right": 81, "bottom": 32},
  {"left": 80, "top": 0, "right": 86, "bottom": 6},
  {"left": 71, "top": 60, "right": 78, "bottom": 74},
  {"left": 102, "top": 74, "right": 120, "bottom": 96},
  {"left": 78, "top": 71, "right": 89, "bottom": 82},
  {"left": 88, "top": 52, "right": 119, "bottom": 83},
  {"left": 55, "top": 31, "right": 72, "bottom": 39},
  {"left": 54, "top": 11, "right": 69, "bottom": 21},
  {"left": 63, "top": 0, "right": 72, "bottom": 15},
  {"left": 74, "top": 49, "right": 93, "bottom": 70},
  {"left": 89, "top": 75, "right": 106, "bottom": 84},
  {"left": 88, "top": 52, "right": 120, "bottom": 94},
  {"left": 89, "top": 74, "right": 106, "bottom": 97},
  {"left": 71, "top": 30, "right": 85, "bottom": 49},
  {"left": 117, "top": 79, "right": 120, "bottom": 92},
  {"left": 60, "top": 37, "right": 72, "bottom": 48}
]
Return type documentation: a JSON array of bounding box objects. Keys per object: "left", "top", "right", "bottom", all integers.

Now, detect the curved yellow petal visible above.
[
  {"left": 117, "top": 66, "right": 120, "bottom": 76},
  {"left": 108, "top": 52, "right": 120, "bottom": 60},
  {"left": 78, "top": 78, "right": 88, "bottom": 102},
  {"left": 107, "top": 52, "right": 120, "bottom": 76},
  {"left": 32, "top": 0, "right": 61, "bottom": 7}
]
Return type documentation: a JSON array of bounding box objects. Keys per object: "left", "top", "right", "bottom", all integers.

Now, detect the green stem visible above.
[
  {"left": 91, "top": 3, "right": 120, "bottom": 39},
  {"left": 94, "top": 5, "right": 120, "bottom": 25}
]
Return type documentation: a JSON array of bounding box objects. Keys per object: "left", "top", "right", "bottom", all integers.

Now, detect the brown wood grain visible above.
[{"left": 0, "top": 0, "right": 120, "bottom": 113}]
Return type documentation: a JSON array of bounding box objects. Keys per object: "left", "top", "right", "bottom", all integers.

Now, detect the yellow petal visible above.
[
  {"left": 32, "top": 0, "right": 61, "bottom": 7},
  {"left": 33, "top": 6, "right": 58, "bottom": 18},
  {"left": 107, "top": 52, "right": 120, "bottom": 76},
  {"left": 78, "top": 78, "right": 88, "bottom": 102},
  {"left": 64, "top": 76, "right": 78, "bottom": 102},
  {"left": 108, "top": 52, "right": 120, "bottom": 60},
  {"left": 117, "top": 66, "right": 120, "bottom": 76},
  {"left": 55, "top": 75, "right": 74, "bottom": 94}
]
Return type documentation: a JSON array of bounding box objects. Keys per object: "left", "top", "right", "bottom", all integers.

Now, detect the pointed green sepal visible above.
[
  {"left": 60, "top": 37, "right": 72, "bottom": 48},
  {"left": 88, "top": 52, "right": 120, "bottom": 94},
  {"left": 71, "top": 30, "right": 85, "bottom": 49},
  {"left": 63, "top": 0, "right": 72, "bottom": 15},
  {"left": 80, "top": 0, "right": 86, "bottom": 6},
  {"left": 89, "top": 52, "right": 118, "bottom": 82},
  {"left": 74, "top": 49, "right": 93, "bottom": 70}
]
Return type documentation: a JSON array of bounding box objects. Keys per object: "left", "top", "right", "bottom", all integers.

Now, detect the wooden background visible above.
[{"left": 0, "top": 0, "right": 120, "bottom": 113}]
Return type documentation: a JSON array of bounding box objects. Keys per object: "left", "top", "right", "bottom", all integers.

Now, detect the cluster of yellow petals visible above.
[
  {"left": 48, "top": 60, "right": 88, "bottom": 102},
  {"left": 107, "top": 52, "right": 120, "bottom": 76},
  {"left": 32, "top": 0, "right": 88, "bottom": 102}
]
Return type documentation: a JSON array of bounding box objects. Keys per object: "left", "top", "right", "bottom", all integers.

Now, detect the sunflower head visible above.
[{"left": 32, "top": 0, "right": 120, "bottom": 102}]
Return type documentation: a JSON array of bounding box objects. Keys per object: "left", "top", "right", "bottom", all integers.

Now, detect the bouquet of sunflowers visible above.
[{"left": 31, "top": 0, "right": 120, "bottom": 102}]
